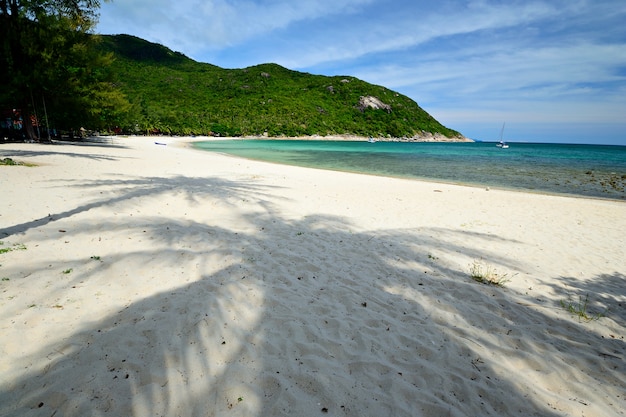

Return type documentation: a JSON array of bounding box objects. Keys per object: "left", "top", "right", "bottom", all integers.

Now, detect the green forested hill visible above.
[{"left": 99, "top": 34, "right": 464, "bottom": 139}]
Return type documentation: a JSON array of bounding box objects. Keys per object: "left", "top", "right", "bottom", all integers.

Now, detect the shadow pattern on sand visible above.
[
  {"left": 0, "top": 175, "right": 281, "bottom": 238},
  {"left": 1, "top": 173, "right": 624, "bottom": 417},
  {"left": 0, "top": 139, "right": 129, "bottom": 161}
]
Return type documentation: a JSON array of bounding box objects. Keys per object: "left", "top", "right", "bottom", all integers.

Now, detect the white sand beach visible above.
[{"left": 1, "top": 136, "right": 624, "bottom": 416}]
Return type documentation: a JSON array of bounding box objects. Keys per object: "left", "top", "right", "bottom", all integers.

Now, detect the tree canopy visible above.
[{"left": 0, "top": 0, "right": 127, "bottom": 139}]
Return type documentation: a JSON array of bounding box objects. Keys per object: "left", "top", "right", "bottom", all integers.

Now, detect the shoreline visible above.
[
  {"left": 1, "top": 136, "right": 624, "bottom": 416},
  {"left": 183, "top": 136, "right": 626, "bottom": 203},
  {"left": 105, "top": 132, "right": 473, "bottom": 142}
]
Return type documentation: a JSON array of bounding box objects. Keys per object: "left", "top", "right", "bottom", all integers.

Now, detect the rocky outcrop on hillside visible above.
[{"left": 357, "top": 96, "right": 392, "bottom": 113}]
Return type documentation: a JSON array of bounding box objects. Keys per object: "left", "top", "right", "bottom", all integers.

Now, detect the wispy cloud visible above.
[
  {"left": 98, "top": 0, "right": 377, "bottom": 54},
  {"left": 198, "top": 0, "right": 562, "bottom": 69}
]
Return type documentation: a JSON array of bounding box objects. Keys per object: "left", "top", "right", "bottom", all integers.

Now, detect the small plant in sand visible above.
[
  {"left": 90, "top": 255, "right": 101, "bottom": 261},
  {"left": 62, "top": 268, "right": 73, "bottom": 274},
  {"left": 561, "top": 294, "right": 607, "bottom": 322},
  {"left": 0, "top": 157, "right": 19, "bottom": 166},
  {"left": 469, "top": 260, "right": 508, "bottom": 287},
  {"left": 0, "top": 157, "right": 36, "bottom": 167},
  {"left": 0, "top": 242, "right": 27, "bottom": 255}
]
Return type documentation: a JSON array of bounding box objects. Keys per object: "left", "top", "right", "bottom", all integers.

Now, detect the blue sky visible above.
[{"left": 96, "top": 0, "right": 626, "bottom": 145}]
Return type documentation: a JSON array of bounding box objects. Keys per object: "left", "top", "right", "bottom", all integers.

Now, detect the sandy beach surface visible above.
[{"left": 1, "top": 136, "right": 624, "bottom": 417}]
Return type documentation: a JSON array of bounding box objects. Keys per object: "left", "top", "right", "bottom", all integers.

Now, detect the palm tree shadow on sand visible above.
[{"left": 0, "top": 174, "right": 624, "bottom": 416}]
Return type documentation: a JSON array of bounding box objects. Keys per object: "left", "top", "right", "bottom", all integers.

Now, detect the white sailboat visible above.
[{"left": 496, "top": 123, "right": 509, "bottom": 149}]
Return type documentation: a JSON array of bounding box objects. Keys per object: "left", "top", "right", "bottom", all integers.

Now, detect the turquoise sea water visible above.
[{"left": 193, "top": 140, "right": 626, "bottom": 200}]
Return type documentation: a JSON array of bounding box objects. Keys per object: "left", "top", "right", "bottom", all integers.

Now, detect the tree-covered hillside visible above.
[{"left": 100, "top": 34, "right": 464, "bottom": 139}]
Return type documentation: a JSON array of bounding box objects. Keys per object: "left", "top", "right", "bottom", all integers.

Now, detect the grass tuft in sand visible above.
[
  {"left": 469, "top": 259, "right": 509, "bottom": 287},
  {"left": 561, "top": 294, "right": 607, "bottom": 322}
]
